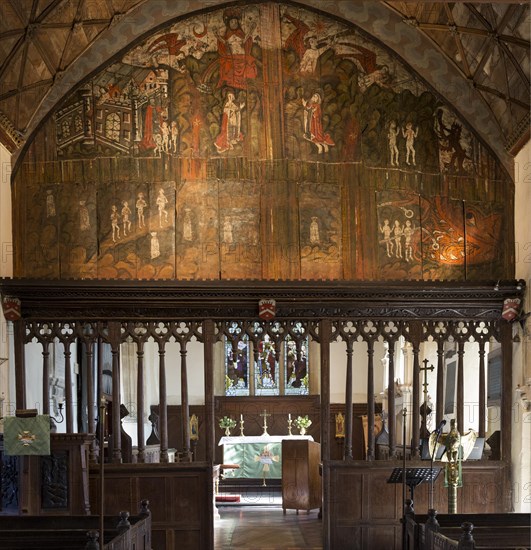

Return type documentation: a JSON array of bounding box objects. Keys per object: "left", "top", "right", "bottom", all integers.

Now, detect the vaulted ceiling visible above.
[{"left": 0, "top": 1, "right": 529, "bottom": 172}]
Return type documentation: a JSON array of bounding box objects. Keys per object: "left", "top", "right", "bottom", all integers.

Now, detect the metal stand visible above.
[{"left": 387, "top": 467, "right": 441, "bottom": 503}]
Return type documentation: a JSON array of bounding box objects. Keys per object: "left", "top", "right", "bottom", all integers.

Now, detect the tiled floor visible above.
[{"left": 214, "top": 504, "right": 323, "bottom": 549}]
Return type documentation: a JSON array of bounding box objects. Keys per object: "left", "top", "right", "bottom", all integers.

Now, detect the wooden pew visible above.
[
  {"left": 0, "top": 502, "right": 151, "bottom": 550},
  {"left": 407, "top": 511, "right": 531, "bottom": 550}
]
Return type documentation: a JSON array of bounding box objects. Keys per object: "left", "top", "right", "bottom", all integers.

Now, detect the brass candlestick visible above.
[
  {"left": 287, "top": 417, "right": 293, "bottom": 436},
  {"left": 239, "top": 415, "right": 245, "bottom": 436}
]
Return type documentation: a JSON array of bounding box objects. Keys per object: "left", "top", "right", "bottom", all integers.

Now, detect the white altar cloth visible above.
[{"left": 218, "top": 435, "right": 313, "bottom": 446}]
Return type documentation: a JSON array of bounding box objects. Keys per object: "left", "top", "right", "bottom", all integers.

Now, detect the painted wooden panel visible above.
[
  {"left": 58, "top": 181, "right": 97, "bottom": 278},
  {"left": 377, "top": 191, "right": 421, "bottom": 280},
  {"left": 420, "top": 196, "right": 466, "bottom": 281},
  {"left": 299, "top": 183, "right": 342, "bottom": 279},
  {"left": 12, "top": 2, "right": 513, "bottom": 283}
]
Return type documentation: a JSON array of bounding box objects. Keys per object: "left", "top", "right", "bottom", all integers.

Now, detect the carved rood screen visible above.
[
  {"left": 1, "top": 279, "right": 523, "bottom": 467},
  {"left": 18, "top": 317, "right": 501, "bottom": 464}
]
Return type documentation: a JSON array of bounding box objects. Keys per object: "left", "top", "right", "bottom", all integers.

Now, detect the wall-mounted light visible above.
[{"left": 50, "top": 401, "right": 64, "bottom": 432}]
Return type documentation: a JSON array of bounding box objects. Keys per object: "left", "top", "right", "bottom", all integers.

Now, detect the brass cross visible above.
[
  {"left": 420, "top": 358, "right": 434, "bottom": 404},
  {"left": 260, "top": 409, "right": 271, "bottom": 436}
]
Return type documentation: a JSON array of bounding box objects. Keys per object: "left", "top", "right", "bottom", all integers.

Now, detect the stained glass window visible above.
[
  {"left": 224, "top": 328, "right": 310, "bottom": 396},
  {"left": 254, "top": 335, "right": 279, "bottom": 396},
  {"left": 284, "top": 336, "right": 309, "bottom": 395},
  {"left": 225, "top": 336, "right": 250, "bottom": 396}
]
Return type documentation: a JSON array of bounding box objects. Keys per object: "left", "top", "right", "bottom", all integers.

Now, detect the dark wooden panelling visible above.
[
  {"left": 325, "top": 460, "right": 510, "bottom": 550},
  {"left": 89, "top": 462, "right": 214, "bottom": 550}
]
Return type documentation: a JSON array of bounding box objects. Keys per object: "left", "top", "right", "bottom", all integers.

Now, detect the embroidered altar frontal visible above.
[
  {"left": 224, "top": 441, "right": 282, "bottom": 479},
  {"left": 220, "top": 435, "right": 314, "bottom": 479}
]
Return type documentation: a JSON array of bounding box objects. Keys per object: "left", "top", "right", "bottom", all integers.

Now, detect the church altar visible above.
[{"left": 218, "top": 435, "right": 314, "bottom": 479}]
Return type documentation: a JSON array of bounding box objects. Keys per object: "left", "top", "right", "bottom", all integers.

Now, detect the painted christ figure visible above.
[{"left": 216, "top": 8, "right": 257, "bottom": 90}]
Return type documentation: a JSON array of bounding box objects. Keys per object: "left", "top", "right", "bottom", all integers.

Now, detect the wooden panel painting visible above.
[
  {"left": 219, "top": 181, "right": 261, "bottom": 279},
  {"left": 48, "top": 3, "right": 448, "bottom": 170},
  {"left": 121, "top": 4, "right": 264, "bottom": 162},
  {"left": 420, "top": 196, "right": 465, "bottom": 281},
  {"left": 464, "top": 200, "right": 504, "bottom": 280},
  {"left": 97, "top": 181, "right": 176, "bottom": 279},
  {"left": 24, "top": 182, "right": 60, "bottom": 278},
  {"left": 279, "top": 5, "right": 441, "bottom": 170},
  {"left": 13, "top": 2, "right": 514, "bottom": 283},
  {"left": 434, "top": 106, "right": 475, "bottom": 176},
  {"left": 299, "top": 183, "right": 342, "bottom": 279},
  {"left": 145, "top": 181, "right": 176, "bottom": 279},
  {"left": 376, "top": 191, "right": 421, "bottom": 280},
  {"left": 58, "top": 181, "right": 97, "bottom": 278},
  {"left": 176, "top": 180, "right": 219, "bottom": 280}
]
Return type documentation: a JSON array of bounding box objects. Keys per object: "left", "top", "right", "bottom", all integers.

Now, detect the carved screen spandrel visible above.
[{"left": 299, "top": 183, "right": 342, "bottom": 279}]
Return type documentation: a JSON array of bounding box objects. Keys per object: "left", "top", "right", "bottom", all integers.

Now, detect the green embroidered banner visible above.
[
  {"left": 224, "top": 442, "right": 282, "bottom": 479},
  {"left": 4, "top": 415, "right": 51, "bottom": 455}
]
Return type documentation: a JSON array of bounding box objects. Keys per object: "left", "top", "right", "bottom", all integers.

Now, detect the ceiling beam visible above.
[
  {"left": 413, "top": 23, "right": 529, "bottom": 49},
  {"left": 0, "top": 79, "right": 52, "bottom": 102},
  {"left": 443, "top": 3, "right": 472, "bottom": 77},
  {"left": 0, "top": 29, "right": 25, "bottom": 41},
  {"left": 474, "top": 82, "right": 530, "bottom": 110}
]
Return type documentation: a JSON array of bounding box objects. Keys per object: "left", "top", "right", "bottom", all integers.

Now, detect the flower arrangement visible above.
[
  {"left": 219, "top": 416, "right": 237, "bottom": 429},
  {"left": 294, "top": 415, "right": 312, "bottom": 429}
]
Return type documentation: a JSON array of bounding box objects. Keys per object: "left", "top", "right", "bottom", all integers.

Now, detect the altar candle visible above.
[
  {"left": 288, "top": 413, "right": 291, "bottom": 420},
  {"left": 240, "top": 414, "right": 243, "bottom": 421}
]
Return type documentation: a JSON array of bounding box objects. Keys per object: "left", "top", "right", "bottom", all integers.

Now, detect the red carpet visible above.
[{"left": 216, "top": 495, "right": 241, "bottom": 503}]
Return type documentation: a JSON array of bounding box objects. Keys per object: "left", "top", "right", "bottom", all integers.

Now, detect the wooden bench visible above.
[
  {"left": 0, "top": 501, "right": 151, "bottom": 550},
  {"left": 406, "top": 511, "right": 531, "bottom": 550}
]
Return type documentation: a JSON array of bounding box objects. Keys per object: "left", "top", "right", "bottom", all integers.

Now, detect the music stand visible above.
[{"left": 387, "top": 467, "right": 441, "bottom": 503}]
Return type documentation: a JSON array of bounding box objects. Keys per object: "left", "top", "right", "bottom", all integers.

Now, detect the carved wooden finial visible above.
[
  {"left": 426, "top": 508, "right": 440, "bottom": 532},
  {"left": 139, "top": 498, "right": 151, "bottom": 516},
  {"left": 117, "top": 510, "right": 131, "bottom": 532},
  {"left": 85, "top": 530, "right": 99, "bottom": 550},
  {"left": 459, "top": 522, "right": 475, "bottom": 549}
]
